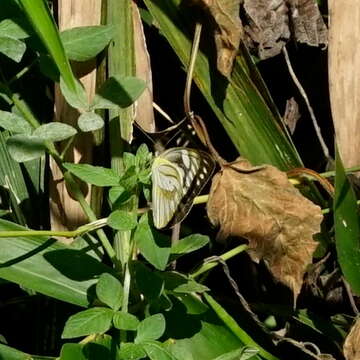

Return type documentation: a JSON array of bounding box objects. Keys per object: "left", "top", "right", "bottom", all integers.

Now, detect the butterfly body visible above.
[{"left": 151, "top": 148, "right": 215, "bottom": 229}]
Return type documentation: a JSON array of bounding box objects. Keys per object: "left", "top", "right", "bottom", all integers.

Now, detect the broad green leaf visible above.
[
  {"left": 19, "top": 0, "right": 77, "bottom": 92},
  {"left": 92, "top": 76, "right": 146, "bottom": 109},
  {"left": 113, "top": 311, "right": 140, "bottom": 330},
  {"left": 0, "top": 19, "right": 30, "bottom": 39},
  {"left": 78, "top": 112, "right": 104, "bottom": 132},
  {"left": 142, "top": 341, "right": 179, "bottom": 360},
  {"left": 334, "top": 146, "right": 360, "bottom": 294},
  {"left": 0, "top": 110, "right": 32, "bottom": 134},
  {"left": 161, "top": 272, "right": 209, "bottom": 294},
  {"left": 60, "top": 343, "right": 86, "bottom": 360},
  {"left": 118, "top": 343, "right": 146, "bottom": 360},
  {"left": 204, "top": 294, "right": 278, "bottom": 360},
  {"left": 83, "top": 334, "right": 117, "bottom": 360},
  {"left": 63, "top": 163, "right": 121, "bottom": 186},
  {"left": 60, "top": 77, "right": 89, "bottom": 110},
  {"left": 0, "top": 343, "right": 32, "bottom": 360},
  {"left": 135, "top": 314, "right": 166, "bottom": 343},
  {"left": 38, "top": 53, "right": 59, "bottom": 81},
  {"left": 62, "top": 307, "right": 114, "bottom": 339},
  {"left": 135, "top": 144, "right": 151, "bottom": 169},
  {"left": 0, "top": 219, "right": 112, "bottom": 307},
  {"left": 0, "top": 36, "right": 26, "bottom": 62},
  {"left": 107, "top": 210, "right": 137, "bottom": 231},
  {"left": 33, "top": 122, "right": 77, "bottom": 142},
  {"left": 108, "top": 186, "right": 131, "bottom": 206},
  {"left": 133, "top": 261, "right": 164, "bottom": 300},
  {"left": 213, "top": 347, "right": 259, "bottom": 360},
  {"left": 96, "top": 272, "right": 123, "bottom": 310},
  {"left": 119, "top": 166, "right": 138, "bottom": 191},
  {"left": 123, "top": 152, "right": 136, "bottom": 170},
  {"left": 134, "top": 214, "right": 171, "bottom": 271},
  {"left": 171, "top": 234, "right": 209, "bottom": 255},
  {"left": 7, "top": 134, "right": 45, "bottom": 162},
  {"left": 61, "top": 25, "right": 115, "bottom": 61}
]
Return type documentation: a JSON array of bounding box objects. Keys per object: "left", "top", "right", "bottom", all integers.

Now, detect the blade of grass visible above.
[
  {"left": 334, "top": 146, "right": 360, "bottom": 295},
  {"left": 18, "top": 0, "right": 77, "bottom": 92},
  {"left": 144, "top": 0, "right": 302, "bottom": 170}
]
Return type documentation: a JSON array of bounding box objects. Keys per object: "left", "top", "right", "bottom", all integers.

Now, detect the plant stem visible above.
[{"left": 190, "top": 244, "right": 248, "bottom": 278}]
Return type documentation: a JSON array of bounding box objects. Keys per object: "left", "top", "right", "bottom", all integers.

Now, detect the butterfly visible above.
[{"left": 151, "top": 147, "right": 215, "bottom": 229}]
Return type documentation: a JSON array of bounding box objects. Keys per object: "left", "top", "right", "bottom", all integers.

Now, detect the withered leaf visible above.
[
  {"left": 344, "top": 318, "right": 360, "bottom": 360},
  {"left": 133, "top": 2, "right": 156, "bottom": 133},
  {"left": 207, "top": 158, "right": 323, "bottom": 301},
  {"left": 288, "top": 0, "right": 328, "bottom": 47},
  {"left": 283, "top": 97, "right": 300, "bottom": 134},
  {"left": 243, "top": 0, "right": 290, "bottom": 59},
  {"left": 191, "top": 0, "right": 243, "bottom": 77}
]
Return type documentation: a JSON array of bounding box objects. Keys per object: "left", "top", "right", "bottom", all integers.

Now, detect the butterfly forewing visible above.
[{"left": 151, "top": 148, "right": 215, "bottom": 229}]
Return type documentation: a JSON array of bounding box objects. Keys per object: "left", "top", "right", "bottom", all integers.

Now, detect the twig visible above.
[
  {"left": 343, "top": 276, "right": 360, "bottom": 315},
  {"left": 282, "top": 46, "right": 330, "bottom": 160},
  {"left": 153, "top": 102, "right": 174, "bottom": 124}
]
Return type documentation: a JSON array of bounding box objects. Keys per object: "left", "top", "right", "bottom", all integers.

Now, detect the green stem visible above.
[{"left": 190, "top": 244, "right": 248, "bottom": 278}]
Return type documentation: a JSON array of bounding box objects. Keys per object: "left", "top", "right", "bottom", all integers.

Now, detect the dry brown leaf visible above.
[
  {"left": 344, "top": 318, "right": 360, "bottom": 360},
  {"left": 243, "top": 0, "right": 290, "bottom": 59},
  {"left": 283, "top": 97, "right": 300, "bottom": 134},
  {"left": 133, "top": 3, "right": 156, "bottom": 133},
  {"left": 207, "top": 158, "right": 323, "bottom": 301},
  {"left": 192, "top": 0, "right": 243, "bottom": 76},
  {"left": 288, "top": 0, "right": 328, "bottom": 47}
]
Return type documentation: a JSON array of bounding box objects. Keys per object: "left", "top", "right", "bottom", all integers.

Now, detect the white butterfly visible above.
[{"left": 151, "top": 147, "right": 215, "bottom": 229}]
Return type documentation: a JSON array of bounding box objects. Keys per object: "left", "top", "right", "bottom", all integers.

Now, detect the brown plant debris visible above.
[
  {"left": 243, "top": 0, "right": 290, "bottom": 59},
  {"left": 243, "top": 0, "right": 327, "bottom": 59},
  {"left": 344, "top": 318, "right": 360, "bottom": 360},
  {"left": 191, "top": 0, "right": 243, "bottom": 77},
  {"left": 288, "top": 0, "right": 328, "bottom": 48},
  {"left": 207, "top": 158, "right": 323, "bottom": 300},
  {"left": 283, "top": 97, "right": 300, "bottom": 134}
]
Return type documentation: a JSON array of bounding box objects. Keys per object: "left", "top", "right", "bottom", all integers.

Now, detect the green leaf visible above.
[
  {"left": 0, "top": 219, "right": 112, "bottom": 307},
  {"left": 118, "top": 343, "right": 146, "bottom": 360},
  {"left": 142, "top": 341, "right": 179, "bottom": 360},
  {"left": 107, "top": 210, "right": 137, "bottom": 231},
  {"left": 136, "top": 144, "right": 151, "bottom": 169},
  {"left": 123, "top": 152, "right": 136, "bottom": 170},
  {"left": 134, "top": 214, "right": 171, "bottom": 271},
  {"left": 0, "top": 343, "right": 32, "bottom": 360},
  {"left": 61, "top": 25, "right": 115, "bottom": 61},
  {"left": 334, "top": 146, "right": 360, "bottom": 295},
  {"left": 60, "top": 343, "right": 86, "bottom": 360},
  {"left": 213, "top": 347, "right": 259, "bottom": 360},
  {"left": 0, "top": 19, "right": 30, "bottom": 40},
  {"left": 62, "top": 307, "right": 114, "bottom": 339},
  {"left": 171, "top": 234, "right": 209, "bottom": 255},
  {"left": 119, "top": 166, "right": 138, "bottom": 191},
  {"left": 0, "top": 36, "right": 26, "bottom": 62},
  {"left": 6, "top": 134, "right": 45, "bottom": 162},
  {"left": 20, "top": 0, "right": 78, "bottom": 92},
  {"left": 113, "top": 311, "right": 140, "bottom": 330},
  {"left": 108, "top": 186, "right": 131, "bottom": 207},
  {"left": 133, "top": 261, "right": 164, "bottom": 300},
  {"left": 96, "top": 273, "right": 123, "bottom": 310},
  {"left": 92, "top": 76, "right": 146, "bottom": 109},
  {"left": 78, "top": 112, "right": 104, "bottom": 132},
  {"left": 0, "top": 110, "right": 32, "bottom": 134},
  {"left": 60, "top": 77, "right": 89, "bottom": 110},
  {"left": 63, "top": 163, "right": 121, "bottom": 186},
  {"left": 32, "top": 122, "right": 77, "bottom": 142},
  {"left": 135, "top": 314, "right": 166, "bottom": 343},
  {"left": 161, "top": 272, "right": 209, "bottom": 294},
  {"left": 83, "top": 334, "right": 117, "bottom": 360}
]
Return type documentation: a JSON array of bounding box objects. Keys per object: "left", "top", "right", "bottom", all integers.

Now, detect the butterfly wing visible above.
[{"left": 152, "top": 148, "right": 215, "bottom": 229}]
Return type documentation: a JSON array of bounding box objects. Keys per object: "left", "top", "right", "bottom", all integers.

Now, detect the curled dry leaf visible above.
[
  {"left": 243, "top": 0, "right": 327, "bottom": 59},
  {"left": 344, "top": 318, "right": 360, "bottom": 360},
  {"left": 191, "top": 0, "right": 243, "bottom": 77},
  {"left": 207, "top": 158, "right": 323, "bottom": 301},
  {"left": 243, "top": 0, "right": 290, "bottom": 59},
  {"left": 283, "top": 97, "right": 300, "bottom": 134},
  {"left": 288, "top": 0, "right": 328, "bottom": 47}
]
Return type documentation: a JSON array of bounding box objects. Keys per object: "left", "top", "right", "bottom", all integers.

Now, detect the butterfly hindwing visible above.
[{"left": 151, "top": 148, "right": 215, "bottom": 229}]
